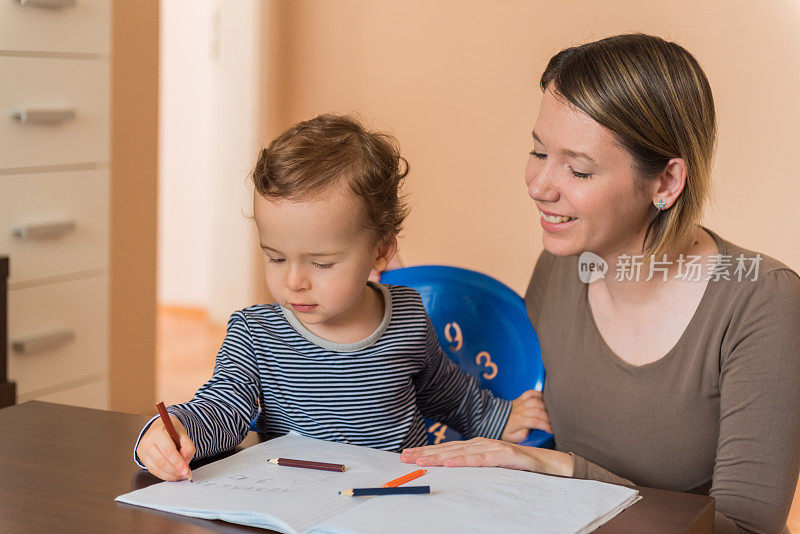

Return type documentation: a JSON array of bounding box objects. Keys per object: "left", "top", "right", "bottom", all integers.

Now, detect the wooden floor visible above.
[{"left": 156, "top": 306, "right": 800, "bottom": 532}]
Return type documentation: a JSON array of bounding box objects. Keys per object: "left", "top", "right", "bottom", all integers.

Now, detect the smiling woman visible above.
[
  {"left": 532, "top": 34, "right": 715, "bottom": 262},
  {"left": 401, "top": 33, "right": 800, "bottom": 534}
]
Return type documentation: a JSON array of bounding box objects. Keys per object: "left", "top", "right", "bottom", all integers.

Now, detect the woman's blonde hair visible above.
[{"left": 540, "top": 33, "right": 717, "bottom": 258}]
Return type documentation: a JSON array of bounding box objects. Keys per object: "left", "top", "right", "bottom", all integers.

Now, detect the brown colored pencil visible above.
[
  {"left": 156, "top": 401, "right": 193, "bottom": 482},
  {"left": 267, "top": 458, "right": 346, "bottom": 472},
  {"left": 382, "top": 469, "right": 426, "bottom": 488}
]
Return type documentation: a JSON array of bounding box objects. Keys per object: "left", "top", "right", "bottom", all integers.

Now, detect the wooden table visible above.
[{"left": 0, "top": 401, "right": 714, "bottom": 533}]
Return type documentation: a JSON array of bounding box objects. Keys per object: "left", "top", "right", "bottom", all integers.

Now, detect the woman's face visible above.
[{"left": 525, "top": 88, "right": 654, "bottom": 259}]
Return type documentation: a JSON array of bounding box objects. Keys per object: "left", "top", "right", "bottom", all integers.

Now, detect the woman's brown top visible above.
[{"left": 525, "top": 228, "right": 800, "bottom": 533}]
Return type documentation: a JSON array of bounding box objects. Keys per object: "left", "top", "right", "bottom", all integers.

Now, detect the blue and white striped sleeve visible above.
[
  {"left": 133, "top": 311, "right": 261, "bottom": 468},
  {"left": 413, "top": 316, "right": 512, "bottom": 440}
]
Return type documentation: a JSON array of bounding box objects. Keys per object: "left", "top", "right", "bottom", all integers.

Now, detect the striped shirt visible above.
[{"left": 134, "top": 283, "right": 511, "bottom": 467}]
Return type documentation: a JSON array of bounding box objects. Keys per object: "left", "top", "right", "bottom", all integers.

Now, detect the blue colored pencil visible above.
[{"left": 339, "top": 485, "right": 430, "bottom": 496}]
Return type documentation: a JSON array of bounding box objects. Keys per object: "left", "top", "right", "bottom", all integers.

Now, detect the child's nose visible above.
[{"left": 284, "top": 267, "right": 310, "bottom": 291}]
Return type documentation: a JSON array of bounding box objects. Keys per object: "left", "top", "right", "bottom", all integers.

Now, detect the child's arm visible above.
[
  {"left": 413, "top": 315, "right": 512, "bottom": 440},
  {"left": 413, "top": 316, "right": 549, "bottom": 441},
  {"left": 133, "top": 311, "right": 261, "bottom": 471}
]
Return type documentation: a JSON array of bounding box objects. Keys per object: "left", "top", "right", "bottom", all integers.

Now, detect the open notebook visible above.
[{"left": 117, "top": 433, "right": 640, "bottom": 534}]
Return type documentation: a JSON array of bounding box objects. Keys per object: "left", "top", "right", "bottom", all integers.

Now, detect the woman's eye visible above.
[
  {"left": 529, "top": 150, "right": 547, "bottom": 160},
  {"left": 313, "top": 262, "right": 334, "bottom": 270},
  {"left": 267, "top": 257, "right": 285, "bottom": 264},
  {"left": 569, "top": 168, "right": 593, "bottom": 180}
]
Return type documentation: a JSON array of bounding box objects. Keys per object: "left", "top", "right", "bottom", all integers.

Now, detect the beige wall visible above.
[
  {"left": 159, "top": 0, "right": 215, "bottom": 309},
  {"left": 206, "top": 0, "right": 264, "bottom": 323},
  {"left": 261, "top": 0, "right": 800, "bottom": 295},
  {"left": 110, "top": 0, "right": 158, "bottom": 414},
  {"left": 159, "top": 1, "right": 266, "bottom": 320}
]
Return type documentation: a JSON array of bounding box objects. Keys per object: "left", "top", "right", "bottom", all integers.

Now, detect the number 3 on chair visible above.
[{"left": 475, "top": 351, "right": 498, "bottom": 380}]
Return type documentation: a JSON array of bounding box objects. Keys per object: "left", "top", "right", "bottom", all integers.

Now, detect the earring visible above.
[{"left": 654, "top": 198, "right": 669, "bottom": 210}]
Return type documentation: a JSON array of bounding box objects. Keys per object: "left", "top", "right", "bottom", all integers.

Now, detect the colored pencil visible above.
[
  {"left": 339, "top": 486, "right": 430, "bottom": 496},
  {"left": 382, "top": 469, "right": 427, "bottom": 488},
  {"left": 267, "top": 458, "right": 346, "bottom": 472},
  {"left": 155, "top": 401, "right": 193, "bottom": 482}
]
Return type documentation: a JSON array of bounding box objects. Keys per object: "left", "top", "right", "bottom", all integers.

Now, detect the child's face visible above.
[{"left": 254, "top": 185, "right": 393, "bottom": 330}]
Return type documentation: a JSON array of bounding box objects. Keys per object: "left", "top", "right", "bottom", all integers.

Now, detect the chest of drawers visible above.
[{"left": 1, "top": 0, "right": 111, "bottom": 409}]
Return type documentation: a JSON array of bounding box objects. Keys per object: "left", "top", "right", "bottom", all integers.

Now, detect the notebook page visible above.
[
  {"left": 315, "top": 463, "right": 639, "bottom": 534},
  {"left": 116, "top": 433, "right": 421, "bottom": 534}
]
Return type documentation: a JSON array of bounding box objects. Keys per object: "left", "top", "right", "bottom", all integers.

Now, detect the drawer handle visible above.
[
  {"left": 18, "top": 0, "right": 77, "bottom": 8},
  {"left": 12, "top": 330, "right": 75, "bottom": 355},
  {"left": 12, "top": 220, "right": 76, "bottom": 240},
  {"left": 12, "top": 108, "right": 76, "bottom": 125}
]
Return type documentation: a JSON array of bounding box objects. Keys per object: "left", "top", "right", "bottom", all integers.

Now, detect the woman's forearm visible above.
[
  {"left": 523, "top": 446, "right": 574, "bottom": 477},
  {"left": 401, "top": 438, "right": 576, "bottom": 477}
]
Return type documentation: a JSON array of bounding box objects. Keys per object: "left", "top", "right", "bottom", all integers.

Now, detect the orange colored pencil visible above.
[{"left": 382, "top": 469, "right": 426, "bottom": 488}]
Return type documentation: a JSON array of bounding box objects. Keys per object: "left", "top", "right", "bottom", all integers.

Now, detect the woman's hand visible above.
[
  {"left": 400, "top": 438, "right": 573, "bottom": 477},
  {"left": 136, "top": 415, "right": 196, "bottom": 481},
  {"left": 500, "top": 389, "right": 552, "bottom": 442}
]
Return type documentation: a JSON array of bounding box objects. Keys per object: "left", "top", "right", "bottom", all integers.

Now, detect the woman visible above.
[{"left": 400, "top": 34, "right": 800, "bottom": 533}]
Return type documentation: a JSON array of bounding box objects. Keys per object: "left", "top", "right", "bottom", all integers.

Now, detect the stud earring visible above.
[{"left": 654, "top": 198, "right": 669, "bottom": 210}]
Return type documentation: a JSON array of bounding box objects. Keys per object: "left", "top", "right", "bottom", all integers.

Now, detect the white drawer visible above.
[
  {"left": 0, "top": 169, "right": 109, "bottom": 285},
  {"left": 7, "top": 274, "right": 108, "bottom": 395},
  {"left": 0, "top": 56, "right": 109, "bottom": 170},
  {"left": 26, "top": 377, "right": 109, "bottom": 410},
  {"left": 0, "top": 0, "right": 110, "bottom": 55}
]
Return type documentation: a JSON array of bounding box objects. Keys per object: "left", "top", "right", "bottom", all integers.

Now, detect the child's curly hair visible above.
[{"left": 253, "top": 114, "right": 410, "bottom": 244}]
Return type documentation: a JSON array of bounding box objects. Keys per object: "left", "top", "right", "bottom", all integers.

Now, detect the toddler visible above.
[{"left": 134, "top": 114, "right": 548, "bottom": 481}]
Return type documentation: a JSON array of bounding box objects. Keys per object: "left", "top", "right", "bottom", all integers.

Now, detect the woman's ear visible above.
[
  {"left": 652, "top": 157, "right": 687, "bottom": 209},
  {"left": 373, "top": 235, "right": 398, "bottom": 272}
]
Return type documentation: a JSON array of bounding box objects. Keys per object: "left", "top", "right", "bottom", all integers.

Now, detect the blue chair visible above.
[{"left": 380, "top": 265, "right": 554, "bottom": 449}]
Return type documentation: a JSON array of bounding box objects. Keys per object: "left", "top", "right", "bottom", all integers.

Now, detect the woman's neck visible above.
[{"left": 593, "top": 226, "right": 716, "bottom": 305}]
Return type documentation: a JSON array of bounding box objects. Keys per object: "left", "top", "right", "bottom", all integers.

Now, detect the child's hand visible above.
[
  {"left": 136, "top": 415, "right": 196, "bottom": 481},
  {"left": 500, "top": 389, "right": 552, "bottom": 442}
]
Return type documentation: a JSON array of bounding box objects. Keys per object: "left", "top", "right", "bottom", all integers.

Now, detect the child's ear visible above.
[{"left": 373, "top": 235, "right": 398, "bottom": 272}]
